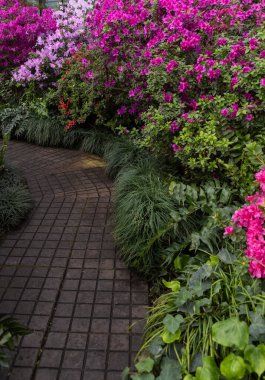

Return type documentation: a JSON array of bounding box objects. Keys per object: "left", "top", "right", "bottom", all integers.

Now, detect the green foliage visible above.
[
  {"left": 0, "top": 106, "right": 65, "bottom": 147},
  {"left": 139, "top": 253, "right": 265, "bottom": 375},
  {"left": 113, "top": 160, "right": 175, "bottom": 277},
  {"left": 0, "top": 134, "right": 9, "bottom": 171},
  {"left": 166, "top": 180, "right": 237, "bottom": 257},
  {"left": 135, "top": 358, "right": 155, "bottom": 373},
  {"left": 187, "top": 320, "right": 265, "bottom": 379},
  {"left": 104, "top": 138, "right": 150, "bottom": 178},
  {"left": 212, "top": 318, "right": 249, "bottom": 351},
  {"left": 0, "top": 169, "right": 31, "bottom": 233},
  {"left": 114, "top": 160, "right": 237, "bottom": 279},
  {"left": 0, "top": 314, "right": 30, "bottom": 368},
  {"left": 220, "top": 353, "right": 246, "bottom": 380},
  {"left": 81, "top": 127, "right": 115, "bottom": 157},
  {"left": 0, "top": 81, "right": 17, "bottom": 109},
  {"left": 195, "top": 356, "right": 220, "bottom": 380}
]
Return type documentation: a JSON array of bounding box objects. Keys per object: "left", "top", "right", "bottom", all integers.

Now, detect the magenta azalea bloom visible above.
[
  {"left": 224, "top": 226, "right": 234, "bottom": 235},
  {"left": 227, "top": 168, "right": 265, "bottom": 278}
]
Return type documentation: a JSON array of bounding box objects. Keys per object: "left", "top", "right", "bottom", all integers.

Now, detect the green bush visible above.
[
  {"left": 81, "top": 127, "right": 115, "bottom": 157},
  {"left": 0, "top": 314, "right": 30, "bottom": 368},
  {"left": 0, "top": 169, "right": 31, "bottom": 234},
  {"left": 104, "top": 138, "right": 150, "bottom": 178},
  {"left": 0, "top": 107, "right": 67, "bottom": 147},
  {"left": 127, "top": 251, "right": 265, "bottom": 379},
  {"left": 114, "top": 165, "right": 237, "bottom": 280},
  {"left": 113, "top": 159, "right": 175, "bottom": 277}
]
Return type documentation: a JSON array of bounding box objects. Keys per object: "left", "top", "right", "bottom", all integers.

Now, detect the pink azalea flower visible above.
[
  {"left": 166, "top": 60, "right": 178, "bottom": 73},
  {"left": 246, "top": 114, "right": 253, "bottom": 122},
  {"left": 221, "top": 108, "right": 229, "bottom": 117},
  {"left": 224, "top": 226, "right": 234, "bottom": 235}
]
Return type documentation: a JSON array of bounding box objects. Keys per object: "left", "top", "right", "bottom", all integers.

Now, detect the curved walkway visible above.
[{"left": 0, "top": 141, "right": 148, "bottom": 380}]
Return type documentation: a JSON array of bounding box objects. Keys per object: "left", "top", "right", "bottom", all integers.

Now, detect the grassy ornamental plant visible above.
[{"left": 1, "top": 0, "right": 265, "bottom": 378}]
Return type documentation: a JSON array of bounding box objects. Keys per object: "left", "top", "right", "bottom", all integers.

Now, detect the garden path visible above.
[{"left": 0, "top": 141, "right": 148, "bottom": 380}]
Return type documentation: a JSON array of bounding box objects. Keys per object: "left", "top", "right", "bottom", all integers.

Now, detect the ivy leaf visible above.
[
  {"left": 162, "top": 279, "right": 180, "bottom": 293},
  {"left": 148, "top": 336, "right": 164, "bottom": 357},
  {"left": 212, "top": 318, "right": 249, "bottom": 350},
  {"left": 189, "top": 265, "right": 212, "bottom": 289},
  {"left": 161, "top": 328, "right": 181, "bottom": 344},
  {"left": 135, "top": 358, "right": 155, "bottom": 374},
  {"left": 194, "top": 298, "right": 211, "bottom": 313},
  {"left": 175, "top": 288, "right": 193, "bottom": 308},
  {"left": 163, "top": 314, "right": 184, "bottom": 334},
  {"left": 195, "top": 356, "right": 220, "bottom": 380},
  {"left": 174, "top": 255, "right": 190, "bottom": 271},
  {"left": 244, "top": 344, "right": 265, "bottom": 377},
  {"left": 217, "top": 248, "right": 236, "bottom": 264},
  {"left": 249, "top": 313, "right": 265, "bottom": 341},
  {"left": 206, "top": 255, "right": 219, "bottom": 267},
  {"left": 190, "top": 353, "right": 203, "bottom": 373},
  {"left": 178, "top": 301, "right": 195, "bottom": 315},
  {"left": 131, "top": 374, "right": 155, "bottom": 380},
  {"left": 121, "top": 367, "right": 130, "bottom": 380},
  {"left": 220, "top": 353, "right": 246, "bottom": 380},
  {"left": 156, "top": 357, "right": 182, "bottom": 380}
]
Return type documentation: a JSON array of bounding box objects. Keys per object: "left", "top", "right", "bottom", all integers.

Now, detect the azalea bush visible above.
[
  {"left": 225, "top": 167, "right": 265, "bottom": 279},
  {"left": 0, "top": 0, "right": 55, "bottom": 77},
  {"left": 13, "top": 0, "right": 93, "bottom": 84},
  {"left": 42, "top": 0, "right": 265, "bottom": 191}
]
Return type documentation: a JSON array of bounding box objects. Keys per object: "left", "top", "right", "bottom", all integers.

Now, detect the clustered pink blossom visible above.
[
  {"left": 13, "top": 0, "right": 93, "bottom": 83},
  {"left": 7, "top": 0, "right": 265, "bottom": 160},
  {"left": 0, "top": 0, "right": 56, "bottom": 76},
  {"left": 227, "top": 168, "right": 265, "bottom": 278},
  {"left": 81, "top": 0, "right": 265, "bottom": 128}
]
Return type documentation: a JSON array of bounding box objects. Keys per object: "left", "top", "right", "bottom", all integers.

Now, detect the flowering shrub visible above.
[
  {"left": 8, "top": 0, "right": 265, "bottom": 190},
  {"left": 225, "top": 168, "right": 265, "bottom": 278},
  {"left": 47, "top": 0, "right": 265, "bottom": 189},
  {"left": 0, "top": 0, "right": 55, "bottom": 77},
  {"left": 13, "top": 0, "right": 93, "bottom": 83}
]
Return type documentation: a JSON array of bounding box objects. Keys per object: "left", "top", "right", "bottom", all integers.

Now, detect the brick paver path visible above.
[{"left": 0, "top": 141, "right": 148, "bottom": 380}]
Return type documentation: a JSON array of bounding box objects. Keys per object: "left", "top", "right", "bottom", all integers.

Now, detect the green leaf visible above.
[
  {"left": 148, "top": 336, "right": 164, "bottom": 356},
  {"left": 206, "top": 255, "right": 219, "bottom": 267},
  {"left": 161, "top": 328, "right": 181, "bottom": 344},
  {"left": 184, "top": 375, "right": 195, "bottom": 380},
  {"left": 121, "top": 367, "right": 130, "bottom": 380},
  {"left": 0, "top": 351, "right": 9, "bottom": 368},
  {"left": 195, "top": 357, "right": 220, "bottom": 380},
  {"left": 244, "top": 344, "right": 265, "bottom": 377},
  {"left": 169, "top": 181, "right": 177, "bottom": 195},
  {"left": 0, "top": 331, "right": 12, "bottom": 346},
  {"left": 156, "top": 357, "right": 182, "bottom": 380},
  {"left": 194, "top": 298, "right": 211, "bottom": 313},
  {"left": 175, "top": 288, "right": 193, "bottom": 308},
  {"left": 217, "top": 249, "right": 237, "bottom": 264},
  {"left": 249, "top": 313, "right": 265, "bottom": 341},
  {"left": 174, "top": 255, "right": 190, "bottom": 271},
  {"left": 220, "top": 353, "right": 246, "bottom": 380},
  {"left": 212, "top": 318, "right": 249, "bottom": 350},
  {"left": 163, "top": 314, "right": 184, "bottom": 334},
  {"left": 135, "top": 358, "right": 155, "bottom": 374},
  {"left": 162, "top": 279, "right": 180, "bottom": 293},
  {"left": 131, "top": 374, "right": 155, "bottom": 380},
  {"left": 189, "top": 265, "right": 212, "bottom": 289}
]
